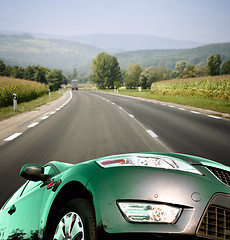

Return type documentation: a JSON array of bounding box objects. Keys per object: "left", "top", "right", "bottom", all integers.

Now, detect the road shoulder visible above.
[{"left": 0, "top": 91, "right": 72, "bottom": 145}]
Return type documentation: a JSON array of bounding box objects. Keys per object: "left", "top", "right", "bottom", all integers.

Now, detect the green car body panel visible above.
[{"left": 0, "top": 152, "right": 229, "bottom": 240}]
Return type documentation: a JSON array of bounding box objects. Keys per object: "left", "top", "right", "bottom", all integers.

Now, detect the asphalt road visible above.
[{"left": 0, "top": 90, "right": 230, "bottom": 206}]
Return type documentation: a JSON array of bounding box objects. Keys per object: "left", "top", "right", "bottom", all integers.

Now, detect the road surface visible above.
[{"left": 0, "top": 90, "right": 229, "bottom": 206}]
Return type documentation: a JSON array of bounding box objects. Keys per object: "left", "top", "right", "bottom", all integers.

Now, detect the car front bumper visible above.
[{"left": 87, "top": 165, "right": 230, "bottom": 239}]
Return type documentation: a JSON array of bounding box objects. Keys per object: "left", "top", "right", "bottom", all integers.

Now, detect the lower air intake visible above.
[{"left": 197, "top": 205, "right": 230, "bottom": 240}]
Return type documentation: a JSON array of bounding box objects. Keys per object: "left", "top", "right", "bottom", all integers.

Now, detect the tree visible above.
[
  {"left": 10, "top": 65, "right": 24, "bottom": 79},
  {"left": 206, "top": 54, "right": 221, "bottom": 76},
  {"left": 183, "top": 65, "right": 196, "bottom": 78},
  {"left": 140, "top": 66, "right": 171, "bottom": 89},
  {"left": 195, "top": 62, "right": 207, "bottom": 77},
  {"left": 90, "top": 52, "right": 121, "bottom": 89},
  {"left": 24, "top": 65, "right": 34, "bottom": 80},
  {"left": 221, "top": 60, "right": 230, "bottom": 75},
  {"left": 4, "top": 65, "right": 12, "bottom": 76},
  {"left": 120, "top": 69, "right": 128, "bottom": 86},
  {"left": 175, "top": 60, "right": 186, "bottom": 78},
  {"left": 0, "top": 59, "right": 6, "bottom": 76},
  {"left": 124, "top": 64, "right": 142, "bottom": 89},
  {"left": 46, "top": 69, "right": 63, "bottom": 91}
]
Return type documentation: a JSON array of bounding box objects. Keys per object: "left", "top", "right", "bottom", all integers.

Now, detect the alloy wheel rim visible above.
[{"left": 54, "top": 211, "right": 84, "bottom": 240}]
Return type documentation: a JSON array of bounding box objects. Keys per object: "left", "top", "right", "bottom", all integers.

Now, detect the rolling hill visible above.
[
  {"left": 0, "top": 34, "right": 102, "bottom": 75},
  {"left": 115, "top": 43, "right": 230, "bottom": 70},
  {"left": 0, "top": 33, "right": 230, "bottom": 76}
]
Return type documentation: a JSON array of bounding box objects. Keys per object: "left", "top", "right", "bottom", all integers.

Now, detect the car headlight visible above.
[
  {"left": 117, "top": 202, "right": 181, "bottom": 224},
  {"left": 97, "top": 154, "right": 202, "bottom": 175}
]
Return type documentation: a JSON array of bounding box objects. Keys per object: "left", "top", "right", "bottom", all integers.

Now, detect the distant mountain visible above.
[
  {"left": 55, "top": 33, "right": 205, "bottom": 51},
  {"left": 0, "top": 34, "right": 102, "bottom": 75},
  {"left": 0, "top": 31, "right": 205, "bottom": 51},
  {"left": 115, "top": 43, "right": 230, "bottom": 70}
]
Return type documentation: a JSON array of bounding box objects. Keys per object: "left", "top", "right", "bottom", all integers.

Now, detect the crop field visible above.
[
  {"left": 0, "top": 76, "right": 48, "bottom": 107},
  {"left": 151, "top": 75, "right": 230, "bottom": 100}
]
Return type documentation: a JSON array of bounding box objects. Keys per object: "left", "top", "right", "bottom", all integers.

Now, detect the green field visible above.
[
  {"left": 96, "top": 76, "right": 230, "bottom": 114},
  {"left": 0, "top": 91, "right": 62, "bottom": 121},
  {"left": 151, "top": 75, "right": 230, "bottom": 100},
  {"left": 0, "top": 76, "right": 48, "bottom": 107},
  {"left": 0, "top": 77, "right": 62, "bottom": 120}
]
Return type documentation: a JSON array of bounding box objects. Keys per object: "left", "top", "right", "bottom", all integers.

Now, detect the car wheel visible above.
[{"left": 50, "top": 198, "right": 97, "bottom": 240}]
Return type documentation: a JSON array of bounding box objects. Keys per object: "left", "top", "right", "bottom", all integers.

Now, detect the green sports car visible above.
[{"left": 0, "top": 152, "right": 229, "bottom": 240}]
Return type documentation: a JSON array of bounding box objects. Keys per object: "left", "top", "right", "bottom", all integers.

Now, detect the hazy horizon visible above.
[{"left": 0, "top": 0, "right": 230, "bottom": 44}]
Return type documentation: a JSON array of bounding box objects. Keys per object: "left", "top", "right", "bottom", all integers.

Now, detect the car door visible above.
[{"left": 0, "top": 165, "right": 58, "bottom": 239}]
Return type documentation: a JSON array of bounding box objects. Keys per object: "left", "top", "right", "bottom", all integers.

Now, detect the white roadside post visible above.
[
  {"left": 49, "top": 89, "right": 52, "bottom": 100},
  {"left": 13, "top": 93, "right": 17, "bottom": 111}
]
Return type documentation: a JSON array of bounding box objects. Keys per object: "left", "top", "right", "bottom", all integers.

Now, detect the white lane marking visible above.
[
  {"left": 146, "top": 130, "right": 158, "bottom": 138},
  {"left": 50, "top": 111, "right": 56, "bottom": 115},
  {"left": 56, "top": 107, "right": 61, "bottom": 111},
  {"left": 208, "top": 115, "right": 222, "bottom": 119},
  {"left": 41, "top": 116, "right": 49, "bottom": 120},
  {"left": 27, "top": 122, "right": 39, "bottom": 128},
  {"left": 178, "top": 108, "right": 186, "bottom": 111},
  {"left": 94, "top": 93, "right": 172, "bottom": 152},
  {"left": 111, "top": 102, "right": 115, "bottom": 105},
  {"left": 169, "top": 105, "right": 175, "bottom": 108},
  {"left": 4, "top": 133, "right": 22, "bottom": 141},
  {"left": 190, "top": 111, "right": 201, "bottom": 114}
]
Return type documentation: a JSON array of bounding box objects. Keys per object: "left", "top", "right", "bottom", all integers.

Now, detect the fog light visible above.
[{"left": 117, "top": 202, "right": 181, "bottom": 224}]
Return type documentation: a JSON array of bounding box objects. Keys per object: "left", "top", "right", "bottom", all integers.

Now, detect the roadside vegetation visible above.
[
  {"left": 0, "top": 89, "right": 61, "bottom": 121},
  {"left": 0, "top": 77, "right": 48, "bottom": 107},
  {"left": 90, "top": 52, "right": 230, "bottom": 114},
  {"left": 151, "top": 75, "right": 230, "bottom": 100},
  {"left": 0, "top": 76, "right": 65, "bottom": 120},
  {"left": 0, "top": 59, "right": 67, "bottom": 91}
]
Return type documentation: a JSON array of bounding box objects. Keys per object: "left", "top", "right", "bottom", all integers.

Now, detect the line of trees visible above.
[
  {"left": 0, "top": 59, "right": 67, "bottom": 91},
  {"left": 175, "top": 54, "right": 230, "bottom": 79},
  {"left": 90, "top": 53, "right": 230, "bottom": 90}
]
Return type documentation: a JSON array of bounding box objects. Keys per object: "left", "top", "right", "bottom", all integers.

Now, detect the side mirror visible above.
[{"left": 20, "top": 164, "right": 47, "bottom": 182}]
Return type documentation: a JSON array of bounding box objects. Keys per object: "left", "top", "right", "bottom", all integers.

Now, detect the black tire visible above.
[{"left": 47, "top": 198, "right": 97, "bottom": 240}]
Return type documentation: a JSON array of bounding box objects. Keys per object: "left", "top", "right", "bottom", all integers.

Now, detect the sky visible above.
[{"left": 0, "top": 0, "right": 229, "bottom": 43}]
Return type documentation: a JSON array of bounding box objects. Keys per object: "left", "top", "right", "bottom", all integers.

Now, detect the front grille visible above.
[
  {"left": 207, "top": 167, "right": 230, "bottom": 187},
  {"left": 197, "top": 205, "right": 230, "bottom": 239}
]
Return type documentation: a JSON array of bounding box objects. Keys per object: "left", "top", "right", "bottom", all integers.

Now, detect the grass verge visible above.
[
  {"left": 0, "top": 91, "right": 62, "bottom": 121},
  {"left": 99, "top": 89, "right": 230, "bottom": 114}
]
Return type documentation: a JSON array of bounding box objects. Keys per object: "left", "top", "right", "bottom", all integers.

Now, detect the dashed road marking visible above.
[
  {"left": 27, "top": 122, "right": 39, "bottom": 128},
  {"left": 41, "top": 116, "right": 49, "bottom": 120},
  {"left": 4, "top": 133, "right": 22, "bottom": 141},
  {"left": 208, "top": 115, "right": 222, "bottom": 120},
  {"left": 128, "top": 114, "right": 135, "bottom": 118},
  {"left": 146, "top": 130, "right": 158, "bottom": 138},
  {"left": 2, "top": 90, "right": 73, "bottom": 143},
  {"left": 190, "top": 111, "right": 201, "bottom": 115}
]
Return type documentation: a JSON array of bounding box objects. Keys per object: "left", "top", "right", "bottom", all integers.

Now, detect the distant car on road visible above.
[
  {"left": 72, "top": 79, "right": 78, "bottom": 90},
  {"left": 0, "top": 153, "right": 229, "bottom": 240}
]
